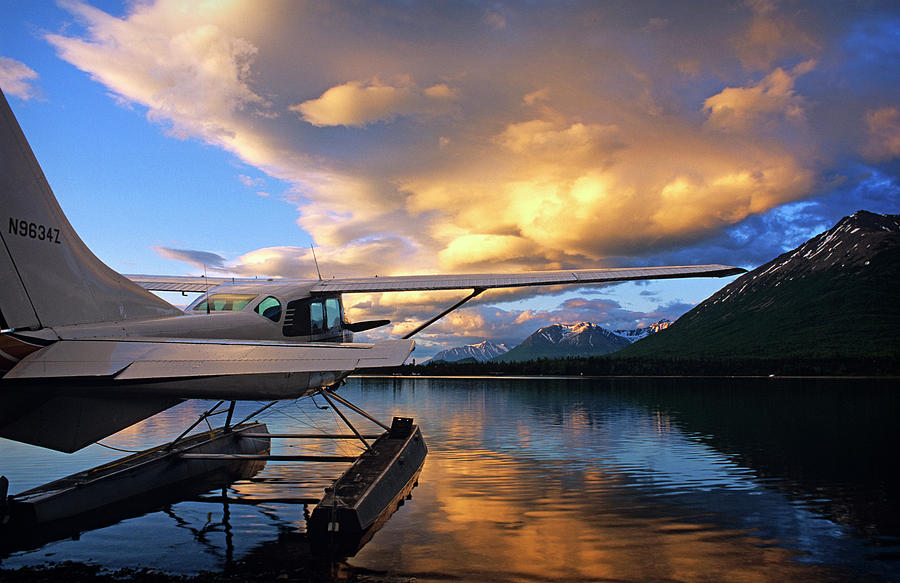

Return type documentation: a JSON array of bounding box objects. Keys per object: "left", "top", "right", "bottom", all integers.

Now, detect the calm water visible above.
[{"left": 1, "top": 376, "right": 897, "bottom": 581}]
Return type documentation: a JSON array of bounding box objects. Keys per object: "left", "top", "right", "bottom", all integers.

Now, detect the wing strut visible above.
[{"left": 402, "top": 287, "right": 486, "bottom": 339}]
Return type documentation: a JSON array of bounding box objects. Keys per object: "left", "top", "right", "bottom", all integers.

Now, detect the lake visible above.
[{"left": 1, "top": 376, "right": 898, "bottom": 581}]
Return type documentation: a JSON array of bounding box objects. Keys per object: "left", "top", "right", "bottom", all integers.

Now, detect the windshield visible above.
[{"left": 192, "top": 293, "right": 258, "bottom": 312}]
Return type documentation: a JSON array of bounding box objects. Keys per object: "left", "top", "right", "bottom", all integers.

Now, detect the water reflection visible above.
[
  {"left": 0, "top": 377, "right": 896, "bottom": 581},
  {"left": 351, "top": 377, "right": 898, "bottom": 581},
  {"left": 616, "top": 378, "right": 900, "bottom": 540}
]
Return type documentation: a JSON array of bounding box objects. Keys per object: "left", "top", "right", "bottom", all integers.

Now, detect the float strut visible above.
[
  {"left": 0, "top": 475, "right": 8, "bottom": 525},
  {"left": 234, "top": 400, "right": 278, "bottom": 427},
  {"left": 325, "top": 391, "right": 391, "bottom": 431},
  {"left": 316, "top": 390, "right": 373, "bottom": 454},
  {"left": 168, "top": 400, "right": 226, "bottom": 449},
  {"left": 224, "top": 401, "right": 236, "bottom": 430}
]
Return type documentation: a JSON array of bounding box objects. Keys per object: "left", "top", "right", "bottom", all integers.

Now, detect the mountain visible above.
[
  {"left": 430, "top": 340, "right": 510, "bottom": 362},
  {"left": 615, "top": 210, "right": 900, "bottom": 361},
  {"left": 613, "top": 320, "right": 672, "bottom": 342},
  {"left": 430, "top": 320, "right": 670, "bottom": 364},
  {"left": 495, "top": 322, "right": 632, "bottom": 362}
]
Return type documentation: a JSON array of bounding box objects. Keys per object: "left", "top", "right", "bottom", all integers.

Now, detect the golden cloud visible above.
[
  {"left": 47, "top": 0, "right": 855, "bottom": 353},
  {"left": 863, "top": 107, "right": 900, "bottom": 162},
  {"left": 291, "top": 78, "right": 458, "bottom": 127},
  {"left": 438, "top": 234, "right": 535, "bottom": 269},
  {"left": 704, "top": 60, "right": 815, "bottom": 132},
  {"left": 399, "top": 106, "right": 815, "bottom": 270},
  {"left": 48, "top": 1, "right": 829, "bottom": 279}
]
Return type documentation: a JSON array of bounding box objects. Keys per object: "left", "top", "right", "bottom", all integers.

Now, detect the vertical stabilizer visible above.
[{"left": 0, "top": 89, "right": 180, "bottom": 329}]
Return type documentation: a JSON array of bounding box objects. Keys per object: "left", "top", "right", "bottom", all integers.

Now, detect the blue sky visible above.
[{"left": 1, "top": 1, "right": 898, "bottom": 357}]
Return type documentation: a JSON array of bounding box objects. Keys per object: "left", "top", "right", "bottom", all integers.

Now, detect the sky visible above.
[{"left": 1, "top": 0, "right": 898, "bottom": 358}]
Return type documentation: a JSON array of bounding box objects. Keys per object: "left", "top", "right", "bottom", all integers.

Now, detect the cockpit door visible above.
[{"left": 283, "top": 295, "right": 344, "bottom": 340}]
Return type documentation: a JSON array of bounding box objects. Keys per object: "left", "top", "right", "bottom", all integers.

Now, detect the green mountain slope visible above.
[{"left": 615, "top": 211, "right": 900, "bottom": 361}]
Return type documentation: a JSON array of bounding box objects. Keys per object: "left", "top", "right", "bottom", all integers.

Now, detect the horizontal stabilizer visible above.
[{"left": 3, "top": 338, "right": 415, "bottom": 381}]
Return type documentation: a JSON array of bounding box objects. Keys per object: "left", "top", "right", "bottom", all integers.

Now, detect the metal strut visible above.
[
  {"left": 168, "top": 400, "right": 226, "bottom": 449},
  {"left": 224, "top": 400, "right": 236, "bottom": 429},
  {"left": 402, "top": 287, "right": 485, "bottom": 339},
  {"left": 233, "top": 400, "right": 279, "bottom": 427},
  {"left": 1, "top": 475, "right": 8, "bottom": 525},
  {"left": 325, "top": 390, "right": 391, "bottom": 431},
  {"left": 316, "top": 389, "right": 374, "bottom": 454},
  {"left": 169, "top": 399, "right": 272, "bottom": 450}
]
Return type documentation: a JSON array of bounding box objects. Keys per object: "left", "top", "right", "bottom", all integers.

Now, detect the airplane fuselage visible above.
[
  {"left": 2, "top": 281, "right": 358, "bottom": 379},
  {"left": 56, "top": 281, "right": 353, "bottom": 344}
]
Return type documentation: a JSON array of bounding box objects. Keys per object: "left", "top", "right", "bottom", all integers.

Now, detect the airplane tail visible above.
[{"left": 0, "top": 88, "right": 180, "bottom": 331}]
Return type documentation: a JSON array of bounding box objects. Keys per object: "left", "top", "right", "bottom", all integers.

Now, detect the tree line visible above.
[{"left": 361, "top": 355, "right": 898, "bottom": 377}]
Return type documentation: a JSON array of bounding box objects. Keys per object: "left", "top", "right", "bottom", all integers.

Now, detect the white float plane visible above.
[{"left": 0, "top": 88, "right": 743, "bottom": 453}]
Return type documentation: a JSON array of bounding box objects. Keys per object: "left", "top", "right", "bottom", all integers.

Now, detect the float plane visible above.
[{"left": 0, "top": 88, "right": 743, "bottom": 454}]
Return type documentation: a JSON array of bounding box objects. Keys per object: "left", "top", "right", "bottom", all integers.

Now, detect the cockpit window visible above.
[
  {"left": 325, "top": 297, "right": 341, "bottom": 330},
  {"left": 192, "top": 293, "right": 257, "bottom": 312},
  {"left": 310, "top": 300, "right": 325, "bottom": 333},
  {"left": 254, "top": 296, "right": 282, "bottom": 322}
]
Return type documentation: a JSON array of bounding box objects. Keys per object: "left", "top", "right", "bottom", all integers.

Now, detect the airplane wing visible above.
[
  {"left": 4, "top": 337, "right": 413, "bottom": 386},
  {"left": 1, "top": 337, "right": 413, "bottom": 452},
  {"left": 127, "top": 264, "right": 744, "bottom": 294},
  {"left": 307, "top": 265, "right": 744, "bottom": 293}
]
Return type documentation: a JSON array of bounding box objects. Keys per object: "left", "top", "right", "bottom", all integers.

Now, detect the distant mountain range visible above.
[
  {"left": 431, "top": 320, "right": 672, "bottom": 363},
  {"left": 494, "top": 322, "right": 631, "bottom": 362},
  {"left": 615, "top": 210, "right": 900, "bottom": 361},
  {"left": 430, "top": 340, "right": 510, "bottom": 363},
  {"left": 614, "top": 319, "right": 672, "bottom": 341}
]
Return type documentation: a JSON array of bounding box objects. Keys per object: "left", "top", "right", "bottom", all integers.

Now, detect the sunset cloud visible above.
[
  {"left": 863, "top": 107, "right": 900, "bottom": 161},
  {"left": 704, "top": 60, "right": 815, "bottom": 131},
  {"left": 0, "top": 57, "right": 39, "bottom": 100},
  {"left": 495, "top": 120, "right": 623, "bottom": 161},
  {"left": 46, "top": 1, "right": 834, "bottom": 278},
  {"left": 733, "top": 0, "right": 820, "bottom": 70},
  {"left": 46, "top": 0, "right": 267, "bottom": 143},
  {"left": 292, "top": 79, "right": 458, "bottom": 127},
  {"left": 482, "top": 8, "right": 507, "bottom": 31},
  {"left": 36, "top": 0, "right": 898, "bottom": 355}
]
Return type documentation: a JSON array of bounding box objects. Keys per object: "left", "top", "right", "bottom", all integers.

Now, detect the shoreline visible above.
[{"left": 353, "top": 374, "right": 899, "bottom": 380}]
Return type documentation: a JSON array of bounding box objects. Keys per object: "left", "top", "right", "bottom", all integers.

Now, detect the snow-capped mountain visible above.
[
  {"left": 430, "top": 340, "right": 510, "bottom": 362},
  {"left": 432, "top": 320, "right": 672, "bottom": 363},
  {"left": 700, "top": 210, "right": 900, "bottom": 310},
  {"left": 613, "top": 320, "right": 672, "bottom": 342},
  {"left": 617, "top": 210, "right": 900, "bottom": 360},
  {"left": 495, "top": 322, "right": 632, "bottom": 362}
]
